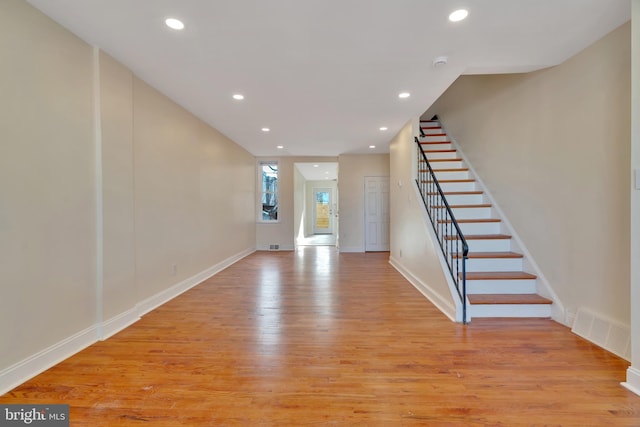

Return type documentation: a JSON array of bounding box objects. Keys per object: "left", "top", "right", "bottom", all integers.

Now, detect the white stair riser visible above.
[
  {"left": 425, "top": 151, "right": 458, "bottom": 160},
  {"left": 433, "top": 170, "right": 469, "bottom": 180},
  {"left": 469, "top": 304, "right": 551, "bottom": 318},
  {"left": 439, "top": 181, "right": 477, "bottom": 192},
  {"left": 458, "top": 221, "right": 501, "bottom": 235},
  {"left": 422, "top": 127, "right": 443, "bottom": 135},
  {"left": 421, "top": 142, "right": 453, "bottom": 150},
  {"left": 429, "top": 160, "right": 463, "bottom": 169},
  {"left": 466, "top": 257, "right": 523, "bottom": 272},
  {"left": 466, "top": 238, "right": 511, "bottom": 252},
  {"left": 466, "top": 279, "right": 537, "bottom": 295},
  {"left": 450, "top": 207, "right": 492, "bottom": 219},
  {"left": 421, "top": 134, "right": 449, "bottom": 142},
  {"left": 442, "top": 194, "right": 484, "bottom": 205}
]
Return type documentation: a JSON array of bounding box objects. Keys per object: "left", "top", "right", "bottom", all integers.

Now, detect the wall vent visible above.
[{"left": 269, "top": 244, "right": 280, "bottom": 250}]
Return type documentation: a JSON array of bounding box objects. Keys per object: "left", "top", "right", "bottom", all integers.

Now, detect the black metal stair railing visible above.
[{"left": 415, "top": 136, "right": 469, "bottom": 323}]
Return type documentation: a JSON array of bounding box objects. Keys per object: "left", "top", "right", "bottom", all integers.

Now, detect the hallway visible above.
[{"left": 2, "top": 247, "right": 638, "bottom": 425}]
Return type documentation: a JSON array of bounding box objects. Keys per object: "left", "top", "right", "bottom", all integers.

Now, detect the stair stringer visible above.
[{"left": 439, "top": 124, "right": 566, "bottom": 325}]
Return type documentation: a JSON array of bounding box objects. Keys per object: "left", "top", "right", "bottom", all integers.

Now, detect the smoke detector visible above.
[{"left": 433, "top": 56, "right": 448, "bottom": 67}]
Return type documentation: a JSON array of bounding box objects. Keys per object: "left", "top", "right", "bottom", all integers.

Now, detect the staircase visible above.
[{"left": 418, "top": 118, "right": 552, "bottom": 320}]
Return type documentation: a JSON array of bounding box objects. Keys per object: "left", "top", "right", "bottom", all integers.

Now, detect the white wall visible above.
[
  {"left": 0, "top": 1, "right": 257, "bottom": 393},
  {"left": 423, "top": 23, "right": 631, "bottom": 327},
  {"left": 388, "top": 122, "right": 456, "bottom": 319},
  {"left": 337, "top": 154, "right": 390, "bottom": 252}
]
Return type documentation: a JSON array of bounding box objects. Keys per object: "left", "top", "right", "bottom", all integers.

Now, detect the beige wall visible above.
[
  {"left": 100, "top": 52, "right": 136, "bottom": 321},
  {"left": 338, "top": 154, "right": 390, "bottom": 252},
  {"left": 133, "top": 78, "right": 256, "bottom": 300},
  {"left": 629, "top": 0, "right": 640, "bottom": 390},
  {"left": 256, "top": 156, "right": 336, "bottom": 250},
  {"left": 423, "top": 23, "right": 631, "bottom": 326},
  {"left": 388, "top": 122, "right": 456, "bottom": 319},
  {"left": 0, "top": 0, "right": 97, "bottom": 371},
  {"left": 1, "top": 1, "right": 256, "bottom": 391}
]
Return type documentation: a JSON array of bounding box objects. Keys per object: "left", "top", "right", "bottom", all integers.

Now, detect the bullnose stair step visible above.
[
  {"left": 453, "top": 252, "right": 523, "bottom": 259},
  {"left": 464, "top": 271, "right": 537, "bottom": 280},
  {"left": 467, "top": 294, "right": 552, "bottom": 305},
  {"left": 439, "top": 218, "right": 500, "bottom": 224}
]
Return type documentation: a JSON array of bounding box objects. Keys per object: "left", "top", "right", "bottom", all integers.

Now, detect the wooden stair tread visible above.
[
  {"left": 467, "top": 294, "right": 552, "bottom": 305},
  {"left": 453, "top": 252, "right": 523, "bottom": 259},
  {"left": 420, "top": 141, "right": 451, "bottom": 145},
  {"left": 427, "top": 191, "right": 483, "bottom": 195},
  {"left": 464, "top": 234, "right": 511, "bottom": 240},
  {"left": 465, "top": 271, "right": 537, "bottom": 280},
  {"left": 430, "top": 168, "right": 469, "bottom": 172},
  {"left": 429, "top": 158, "right": 462, "bottom": 162},
  {"left": 438, "top": 218, "right": 500, "bottom": 224},
  {"left": 424, "top": 149, "right": 457, "bottom": 153},
  {"left": 423, "top": 133, "right": 447, "bottom": 137},
  {"left": 434, "top": 204, "right": 491, "bottom": 209},
  {"left": 429, "top": 179, "right": 475, "bottom": 183}
]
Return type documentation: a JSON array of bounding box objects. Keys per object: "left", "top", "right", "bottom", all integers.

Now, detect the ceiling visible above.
[{"left": 26, "top": 1, "right": 629, "bottom": 157}]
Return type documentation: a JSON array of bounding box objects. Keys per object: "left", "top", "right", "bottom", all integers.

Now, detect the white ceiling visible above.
[
  {"left": 295, "top": 162, "right": 338, "bottom": 181},
  {"left": 26, "top": 0, "right": 630, "bottom": 157}
]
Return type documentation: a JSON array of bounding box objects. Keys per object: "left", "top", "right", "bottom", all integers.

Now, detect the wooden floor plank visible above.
[{"left": 1, "top": 247, "right": 638, "bottom": 425}]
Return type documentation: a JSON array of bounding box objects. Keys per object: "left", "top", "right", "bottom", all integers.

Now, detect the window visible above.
[{"left": 260, "top": 162, "right": 278, "bottom": 221}]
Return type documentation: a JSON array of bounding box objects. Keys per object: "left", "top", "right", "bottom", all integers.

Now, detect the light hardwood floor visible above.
[{"left": 2, "top": 247, "right": 639, "bottom": 425}]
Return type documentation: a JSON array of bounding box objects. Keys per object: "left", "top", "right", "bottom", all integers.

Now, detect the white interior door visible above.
[
  {"left": 365, "top": 177, "right": 390, "bottom": 251},
  {"left": 313, "top": 188, "right": 333, "bottom": 234}
]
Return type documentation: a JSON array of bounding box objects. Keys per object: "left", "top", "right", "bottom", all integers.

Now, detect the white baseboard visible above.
[
  {"left": 137, "top": 248, "right": 255, "bottom": 317},
  {"left": 100, "top": 307, "right": 140, "bottom": 341},
  {"left": 571, "top": 307, "right": 631, "bottom": 361},
  {"left": 0, "top": 324, "right": 97, "bottom": 396},
  {"left": 389, "top": 256, "right": 457, "bottom": 322},
  {"left": 622, "top": 366, "right": 640, "bottom": 396},
  {"left": 0, "top": 247, "right": 255, "bottom": 396}
]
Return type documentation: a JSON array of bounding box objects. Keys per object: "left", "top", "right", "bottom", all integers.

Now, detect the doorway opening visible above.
[{"left": 294, "top": 162, "right": 338, "bottom": 247}]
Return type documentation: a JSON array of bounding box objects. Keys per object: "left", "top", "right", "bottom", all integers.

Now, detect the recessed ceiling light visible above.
[
  {"left": 449, "top": 9, "right": 468, "bottom": 22},
  {"left": 369, "top": 145, "right": 376, "bottom": 149},
  {"left": 379, "top": 127, "right": 388, "bottom": 131},
  {"left": 324, "top": 171, "right": 329, "bottom": 174},
  {"left": 261, "top": 127, "right": 270, "bottom": 132},
  {"left": 232, "top": 94, "right": 244, "bottom": 100},
  {"left": 313, "top": 164, "right": 319, "bottom": 168},
  {"left": 277, "top": 145, "right": 284, "bottom": 149},
  {"left": 165, "top": 18, "right": 185, "bottom": 30},
  {"left": 398, "top": 92, "right": 411, "bottom": 99}
]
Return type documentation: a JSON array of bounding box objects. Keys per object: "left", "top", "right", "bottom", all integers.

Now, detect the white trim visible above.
[
  {"left": 440, "top": 123, "right": 565, "bottom": 324},
  {"left": 0, "top": 325, "right": 97, "bottom": 396},
  {"left": 136, "top": 248, "right": 255, "bottom": 316},
  {"left": 389, "top": 256, "right": 457, "bottom": 322},
  {"left": 100, "top": 308, "right": 140, "bottom": 341},
  {"left": 93, "top": 46, "right": 104, "bottom": 339},
  {"left": 571, "top": 307, "right": 631, "bottom": 361},
  {"left": 622, "top": 366, "right": 640, "bottom": 396}
]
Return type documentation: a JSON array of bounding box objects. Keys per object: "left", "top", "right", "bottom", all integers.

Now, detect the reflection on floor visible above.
[{"left": 296, "top": 234, "right": 336, "bottom": 246}]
